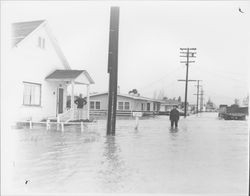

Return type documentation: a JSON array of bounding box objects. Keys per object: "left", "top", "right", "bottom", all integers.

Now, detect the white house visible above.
[
  {"left": 89, "top": 92, "right": 162, "bottom": 116},
  {"left": 9, "top": 20, "right": 94, "bottom": 123}
]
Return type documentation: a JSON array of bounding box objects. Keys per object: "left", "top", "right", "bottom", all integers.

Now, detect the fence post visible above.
[
  {"left": 46, "top": 119, "right": 50, "bottom": 130},
  {"left": 135, "top": 116, "right": 139, "bottom": 130},
  {"left": 81, "top": 122, "right": 84, "bottom": 132},
  {"left": 57, "top": 116, "right": 60, "bottom": 131},
  {"left": 29, "top": 120, "right": 32, "bottom": 129},
  {"left": 61, "top": 122, "right": 64, "bottom": 132}
]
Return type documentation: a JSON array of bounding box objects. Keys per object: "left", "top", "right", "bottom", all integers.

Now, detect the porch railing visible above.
[{"left": 58, "top": 108, "right": 87, "bottom": 122}]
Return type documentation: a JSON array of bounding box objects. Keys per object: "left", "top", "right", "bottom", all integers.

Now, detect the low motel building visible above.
[
  {"left": 8, "top": 20, "right": 94, "bottom": 124},
  {"left": 89, "top": 92, "right": 163, "bottom": 116}
]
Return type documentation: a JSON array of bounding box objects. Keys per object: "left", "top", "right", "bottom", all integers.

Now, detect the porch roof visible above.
[{"left": 45, "top": 70, "right": 94, "bottom": 84}]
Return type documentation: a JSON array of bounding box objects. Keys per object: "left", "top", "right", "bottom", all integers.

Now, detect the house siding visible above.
[
  {"left": 9, "top": 25, "right": 67, "bottom": 122},
  {"left": 89, "top": 94, "right": 158, "bottom": 113}
]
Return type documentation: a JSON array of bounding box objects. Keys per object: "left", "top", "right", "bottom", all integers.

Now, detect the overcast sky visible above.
[{"left": 2, "top": 1, "right": 250, "bottom": 105}]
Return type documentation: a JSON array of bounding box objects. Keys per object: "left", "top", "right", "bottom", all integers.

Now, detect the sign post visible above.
[{"left": 132, "top": 112, "right": 142, "bottom": 130}]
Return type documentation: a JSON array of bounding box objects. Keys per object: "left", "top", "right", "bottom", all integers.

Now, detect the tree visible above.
[
  {"left": 234, "top": 98, "right": 240, "bottom": 106},
  {"left": 129, "top": 89, "right": 140, "bottom": 96},
  {"left": 178, "top": 96, "right": 181, "bottom": 102},
  {"left": 243, "top": 95, "right": 249, "bottom": 106},
  {"left": 157, "top": 89, "right": 165, "bottom": 100}
]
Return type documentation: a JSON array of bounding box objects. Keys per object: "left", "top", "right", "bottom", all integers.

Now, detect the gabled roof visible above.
[
  {"left": 12, "top": 20, "right": 70, "bottom": 69},
  {"left": 90, "top": 92, "right": 163, "bottom": 103},
  {"left": 45, "top": 70, "right": 94, "bottom": 84},
  {"left": 12, "top": 20, "right": 45, "bottom": 46}
]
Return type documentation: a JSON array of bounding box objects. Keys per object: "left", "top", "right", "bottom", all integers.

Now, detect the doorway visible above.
[{"left": 58, "top": 88, "right": 64, "bottom": 114}]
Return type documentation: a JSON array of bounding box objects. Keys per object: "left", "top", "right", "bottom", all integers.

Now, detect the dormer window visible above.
[{"left": 38, "top": 36, "right": 45, "bottom": 49}]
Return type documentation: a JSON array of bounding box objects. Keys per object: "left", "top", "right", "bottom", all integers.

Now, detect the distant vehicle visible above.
[{"left": 218, "top": 104, "right": 248, "bottom": 120}]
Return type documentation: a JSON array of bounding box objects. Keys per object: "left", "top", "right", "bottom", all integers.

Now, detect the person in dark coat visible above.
[
  {"left": 169, "top": 105, "right": 180, "bottom": 128},
  {"left": 74, "top": 94, "right": 87, "bottom": 119},
  {"left": 74, "top": 94, "right": 87, "bottom": 109}
]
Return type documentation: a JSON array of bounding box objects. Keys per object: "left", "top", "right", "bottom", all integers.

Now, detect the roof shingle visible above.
[
  {"left": 12, "top": 20, "right": 45, "bottom": 46},
  {"left": 45, "top": 70, "right": 84, "bottom": 80}
]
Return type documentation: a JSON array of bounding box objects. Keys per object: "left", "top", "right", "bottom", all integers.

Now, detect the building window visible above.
[
  {"left": 141, "top": 103, "right": 144, "bottom": 111},
  {"left": 124, "top": 102, "right": 130, "bottom": 110},
  {"left": 38, "top": 36, "right": 46, "bottom": 49},
  {"left": 23, "top": 82, "right": 41, "bottom": 106},
  {"left": 147, "top": 103, "right": 150, "bottom": 111},
  {"left": 118, "top": 102, "right": 123, "bottom": 110},
  {"left": 96, "top": 101, "right": 100, "bottom": 110},
  {"left": 90, "top": 101, "right": 95, "bottom": 109},
  {"left": 90, "top": 101, "right": 101, "bottom": 110}
]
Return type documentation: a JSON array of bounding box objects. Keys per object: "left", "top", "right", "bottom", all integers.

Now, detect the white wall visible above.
[
  {"left": 90, "top": 94, "right": 156, "bottom": 111},
  {"left": 8, "top": 25, "right": 67, "bottom": 122}
]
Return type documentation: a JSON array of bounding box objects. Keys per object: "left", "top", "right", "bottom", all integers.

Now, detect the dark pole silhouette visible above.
[
  {"left": 193, "top": 80, "right": 202, "bottom": 114},
  {"left": 107, "top": 7, "right": 120, "bottom": 135},
  {"left": 179, "top": 48, "right": 196, "bottom": 117}
]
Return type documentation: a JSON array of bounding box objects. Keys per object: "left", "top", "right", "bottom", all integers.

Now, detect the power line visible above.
[{"left": 138, "top": 66, "right": 181, "bottom": 91}]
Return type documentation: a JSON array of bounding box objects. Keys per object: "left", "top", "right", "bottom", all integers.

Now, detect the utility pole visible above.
[
  {"left": 107, "top": 7, "right": 120, "bottom": 135},
  {"left": 179, "top": 48, "right": 196, "bottom": 117},
  {"left": 200, "top": 88, "right": 204, "bottom": 112},
  {"left": 193, "top": 80, "right": 202, "bottom": 114},
  {"left": 178, "top": 79, "right": 197, "bottom": 117}
]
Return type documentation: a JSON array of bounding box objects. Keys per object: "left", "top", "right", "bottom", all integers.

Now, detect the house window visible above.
[
  {"left": 147, "top": 103, "right": 151, "bottom": 111},
  {"left": 90, "top": 101, "right": 95, "bottom": 109},
  {"left": 118, "top": 102, "right": 123, "bottom": 110},
  {"left": 38, "top": 36, "right": 46, "bottom": 49},
  {"left": 23, "top": 82, "right": 41, "bottom": 106},
  {"left": 124, "top": 102, "right": 130, "bottom": 110},
  {"left": 141, "top": 103, "right": 144, "bottom": 111},
  {"left": 90, "top": 101, "right": 100, "bottom": 110},
  {"left": 96, "top": 101, "right": 100, "bottom": 110}
]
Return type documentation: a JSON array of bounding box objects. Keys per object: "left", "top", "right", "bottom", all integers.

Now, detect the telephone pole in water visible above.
[
  {"left": 107, "top": 7, "right": 120, "bottom": 135},
  {"left": 193, "top": 80, "right": 202, "bottom": 114},
  {"left": 200, "top": 88, "right": 204, "bottom": 112},
  {"left": 180, "top": 48, "right": 196, "bottom": 117}
]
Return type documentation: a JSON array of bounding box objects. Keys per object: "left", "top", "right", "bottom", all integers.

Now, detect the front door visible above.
[{"left": 58, "top": 88, "right": 64, "bottom": 114}]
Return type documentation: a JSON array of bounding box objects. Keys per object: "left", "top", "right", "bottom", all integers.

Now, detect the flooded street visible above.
[{"left": 9, "top": 113, "right": 248, "bottom": 195}]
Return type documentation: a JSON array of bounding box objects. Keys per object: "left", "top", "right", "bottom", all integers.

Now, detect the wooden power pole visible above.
[
  {"left": 107, "top": 7, "right": 120, "bottom": 135},
  {"left": 193, "top": 80, "right": 202, "bottom": 114},
  {"left": 179, "top": 48, "right": 196, "bottom": 117}
]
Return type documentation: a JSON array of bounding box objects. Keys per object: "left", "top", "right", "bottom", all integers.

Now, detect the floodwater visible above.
[{"left": 7, "top": 113, "right": 249, "bottom": 195}]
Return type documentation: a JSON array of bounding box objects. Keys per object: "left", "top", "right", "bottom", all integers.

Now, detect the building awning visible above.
[{"left": 45, "top": 70, "right": 94, "bottom": 85}]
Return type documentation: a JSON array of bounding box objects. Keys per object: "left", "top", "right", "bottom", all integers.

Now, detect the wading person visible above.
[
  {"left": 74, "top": 94, "right": 87, "bottom": 120},
  {"left": 169, "top": 105, "right": 180, "bottom": 128}
]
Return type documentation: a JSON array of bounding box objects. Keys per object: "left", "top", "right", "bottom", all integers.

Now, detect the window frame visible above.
[
  {"left": 95, "top": 101, "right": 100, "bottom": 110},
  {"left": 38, "top": 36, "right": 46, "bottom": 49},
  {"left": 141, "top": 103, "right": 144, "bottom": 111},
  {"left": 147, "top": 103, "right": 151, "bottom": 111},
  {"left": 90, "top": 101, "right": 101, "bottom": 110},
  {"left": 124, "top": 102, "right": 130, "bottom": 110},
  {"left": 90, "top": 101, "right": 95, "bottom": 109},
  {"left": 118, "top": 101, "right": 124, "bottom": 110},
  {"left": 23, "top": 81, "right": 42, "bottom": 106}
]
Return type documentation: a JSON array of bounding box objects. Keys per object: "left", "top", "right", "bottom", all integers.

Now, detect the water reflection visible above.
[{"left": 98, "top": 136, "right": 126, "bottom": 192}]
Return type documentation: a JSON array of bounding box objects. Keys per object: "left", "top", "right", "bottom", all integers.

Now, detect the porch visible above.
[{"left": 45, "top": 69, "right": 94, "bottom": 122}]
